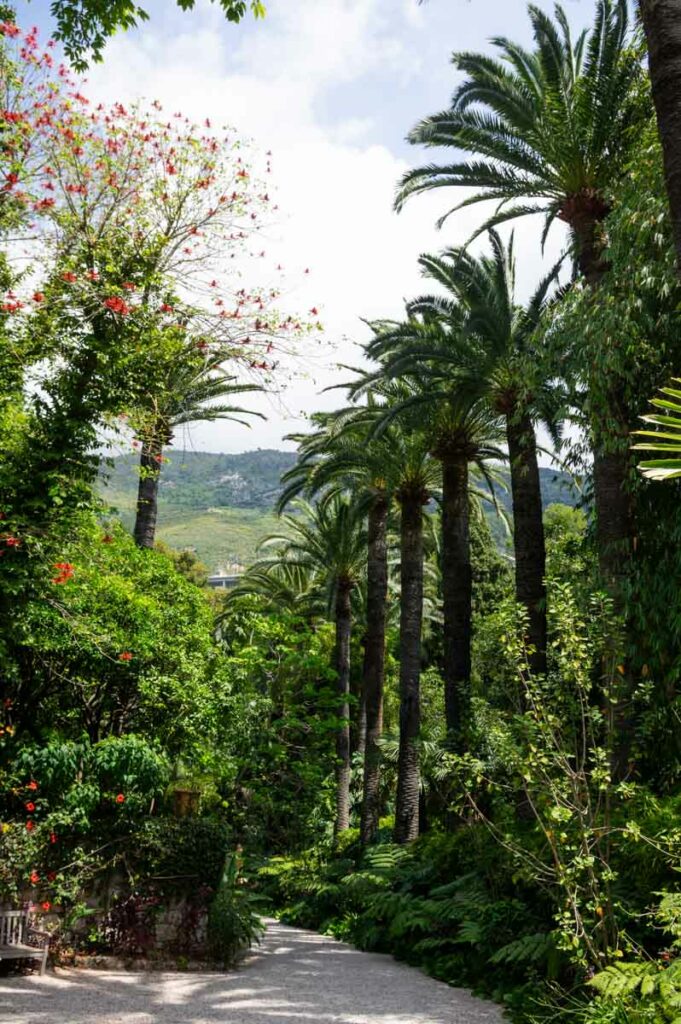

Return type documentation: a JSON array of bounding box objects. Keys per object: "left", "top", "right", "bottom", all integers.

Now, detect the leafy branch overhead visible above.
[{"left": 49, "top": 0, "right": 266, "bottom": 69}]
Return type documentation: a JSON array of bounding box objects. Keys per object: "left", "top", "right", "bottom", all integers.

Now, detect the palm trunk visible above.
[
  {"left": 506, "top": 412, "right": 547, "bottom": 675},
  {"left": 334, "top": 581, "right": 353, "bottom": 835},
  {"left": 441, "top": 454, "right": 471, "bottom": 745},
  {"left": 570, "top": 219, "right": 633, "bottom": 599},
  {"left": 640, "top": 0, "right": 681, "bottom": 273},
  {"left": 360, "top": 497, "right": 389, "bottom": 846},
  {"left": 133, "top": 439, "right": 163, "bottom": 549},
  {"left": 394, "top": 493, "right": 424, "bottom": 845}
]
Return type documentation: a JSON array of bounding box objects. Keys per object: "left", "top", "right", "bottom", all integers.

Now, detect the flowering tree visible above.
[
  {"left": 0, "top": 22, "right": 315, "bottom": 764},
  {"left": 1, "top": 21, "right": 312, "bottom": 549}
]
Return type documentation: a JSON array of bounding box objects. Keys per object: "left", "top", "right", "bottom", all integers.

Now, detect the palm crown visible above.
[{"left": 396, "top": 0, "right": 643, "bottom": 265}]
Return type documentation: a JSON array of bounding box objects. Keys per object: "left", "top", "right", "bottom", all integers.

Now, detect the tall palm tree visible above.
[
  {"left": 395, "top": 0, "right": 644, "bottom": 597},
  {"left": 360, "top": 337, "right": 506, "bottom": 744},
  {"left": 386, "top": 425, "right": 440, "bottom": 844},
  {"left": 258, "top": 495, "right": 366, "bottom": 835},
  {"left": 381, "top": 232, "right": 562, "bottom": 674},
  {"left": 130, "top": 353, "right": 263, "bottom": 549},
  {"left": 278, "top": 408, "right": 399, "bottom": 845},
  {"left": 639, "top": 0, "right": 681, "bottom": 273}
]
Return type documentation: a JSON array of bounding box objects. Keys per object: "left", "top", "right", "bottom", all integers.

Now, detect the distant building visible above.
[{"left": 207, "top": 563, "right": 245, "bottom": 589}]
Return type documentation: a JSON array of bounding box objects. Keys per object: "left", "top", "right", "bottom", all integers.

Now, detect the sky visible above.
[{"left": 23, "top": 0, "right": 598, "bottom": 457}]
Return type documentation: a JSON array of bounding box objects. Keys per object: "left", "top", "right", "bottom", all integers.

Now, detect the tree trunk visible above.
[
  {"left": 573, "top": 226, "right": 634, "bottom": 599},
  {"left": 506, "top": 412, "right": 547, "bottom": 675},
  {"left": 133, "top": 439, "right": 163, "bottom": 549},
  {"left": 441, "top": 454, "right": 471, "bottom": 745},
  {"left": 360, "top": 497, "right": 389, "bottom": 846},
  {"left": 592, "top": 445, "right": 633, "bottom": 601},
  {"left": 640, "top": 0, "right": 681, "bottom": 273},
  {"left": 334, "top": 582, "right": 353, "bottom": 835},
  {"left": 394, "top": 494, "right": 424, "bottom": 844}
]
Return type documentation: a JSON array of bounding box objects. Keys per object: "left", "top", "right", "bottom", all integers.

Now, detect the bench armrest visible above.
[{"left": 27, "top": 928, "right": 51, "bottom": 945}]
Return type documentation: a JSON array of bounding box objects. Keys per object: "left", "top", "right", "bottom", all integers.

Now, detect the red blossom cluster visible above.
[
  {"left": 118, "top": 651, "right": 133, "bottom": 662},
  {"left": 103, "top": 296, "right": 131, "bottom": 315},
  {"left": 51, "top": 561, "right": 75, "bottom": 584}
]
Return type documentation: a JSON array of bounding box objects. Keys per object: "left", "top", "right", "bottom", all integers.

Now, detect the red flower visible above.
[
  {"left": 51, "top": 561, "right": 75, "bottom": 585},
  {"left": 103, "top": 296, "right": 130, "bottom": 315},
  {"left": 85, "top": 269, "right": 100, "bottom": 281},
  {"left": 47, "top": 871, "right": 56, "bottom": 882},
  {"left": 30, "top": 871, "right": 40, "bottom": 884},
  {"left": 160, "top": 303, "right": 174, "bottom": 313},
  {"left": 27, "top": 780, "right": 38, "bottom": 791},
  {"left": 115, "top": 793, "right": 125, "bottom": 804},
  {"left": 41, "top": 901, "right": 51, "bottom": 912},
  {"left": 49, "top": 832, "right": 57, "bottom": 844},
  {"left": 4, "top": 536, "right": 20, "bottom": 547},
  {"left": 26, "top": 820, "right": 34, "bottom": 832},
  {"left": 25, "top": 801, "right": 36, "bottom": 813},
  {"left": 32, "top": 292, "right": 45, "bottom": 303},
  {"left": 0, "top": 22, "right": 21, "bottom": 37},
  {"left": 118, "top": 652, "right": 133, "bottom": 662},
  {"left": 122, "top": 281, "right": 136, "bottom": 290},
  {"left": 61, "top": 272, "right": 77, "bottom": 283},
  {"left": 101, "top": 534, "right": 114, "bottom": 544}
]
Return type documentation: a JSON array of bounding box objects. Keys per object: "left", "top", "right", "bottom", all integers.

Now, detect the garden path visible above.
[{"left": 0, "top": 917, "right": 504, "bottom": 1024}]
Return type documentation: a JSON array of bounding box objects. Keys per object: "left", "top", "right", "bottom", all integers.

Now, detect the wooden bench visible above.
[{"left": 0, "top": 909, "right": 50, "bottom": 975}]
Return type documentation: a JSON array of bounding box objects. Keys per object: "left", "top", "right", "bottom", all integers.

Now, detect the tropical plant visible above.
[
  {"left": 359, "top": 335, "right": 506, "bottom": 744},
  {"left": 257, "top": 496, "right": 367, "bottom": 835},
  {"left": 206, "top": 852, "right": 265, "bottom": 966},
  {"left": 372, "top": 232, "right": 561, "bottom": 674},
  {"left": 130, "top": 353, "right": 263, "bottom": 548},
  {"left": 396, "top": 0, "right": 646, "bottom": 597},
  {"left": 632, "top": 378, "right": 681, "bottom": 481},
  {"left": 277, "top": 406, "right": 399, "bottom": 845}
]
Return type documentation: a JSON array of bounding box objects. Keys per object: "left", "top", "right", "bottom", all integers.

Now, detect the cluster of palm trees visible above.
[
  {"left": 232, "top": 0, "right": 671, "bottom": 843},
  {"left": 241, "top": 224, "right": 561, "bottom": 843}
]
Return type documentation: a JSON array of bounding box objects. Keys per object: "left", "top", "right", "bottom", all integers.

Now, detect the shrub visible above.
[{"left": 207, "top": 853, "right": 264, "bottom": 965}]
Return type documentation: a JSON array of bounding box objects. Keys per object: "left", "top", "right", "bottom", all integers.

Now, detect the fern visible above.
[{"left": 489, "top": 931, "right": 554, "bottom": 966}]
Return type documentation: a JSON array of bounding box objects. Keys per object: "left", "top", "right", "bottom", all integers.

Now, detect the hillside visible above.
[{"left": 99, "top": 450, "right": 580, "bottom": 570}]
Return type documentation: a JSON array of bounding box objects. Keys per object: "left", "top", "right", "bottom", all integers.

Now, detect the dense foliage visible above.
[{"left": 2, "top": 3, "right": 681, "bottom": 1021}]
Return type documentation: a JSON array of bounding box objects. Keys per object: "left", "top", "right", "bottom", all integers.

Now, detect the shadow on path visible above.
[{"left": 0, "top": 917, "right": 504, "bottom": 1024}]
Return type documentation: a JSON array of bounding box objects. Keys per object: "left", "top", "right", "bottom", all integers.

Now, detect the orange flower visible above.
[
  {"left": 27, "top": 780, "right": 38, "bottom": 791},
  {"left": 118, "top": 652, "right": 133, "bottom": 662}
]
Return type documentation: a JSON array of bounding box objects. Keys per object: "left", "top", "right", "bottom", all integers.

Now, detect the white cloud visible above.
[{"left": 83, "top": 0, "right": 568, "bottom": 459}]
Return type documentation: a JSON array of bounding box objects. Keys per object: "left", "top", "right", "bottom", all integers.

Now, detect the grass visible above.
[{"left": 99, "top": 487, "right": 280, "bottom": 569}]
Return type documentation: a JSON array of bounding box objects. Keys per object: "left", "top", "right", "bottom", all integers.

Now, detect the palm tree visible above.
[
  {"left": 395, "top": 0, "right": 644, "bottom": 597},
  {"left": 361, "top": 336, "right": 506, "bottom": 744},
  {"left": 258, "top": 495, "right": 366, "bottom": 835},
  {"left": 639, "top": 1, "right": 681, "bottom": 273},
  {"left": 278, "top": 408, "right": 398, "bottom": 844},
  {"left": 387, "top": 426, "right": 440, "bottom": 843},
  {"left": 388, "top": 232, "right": 562, "bottom": 674},
  {"left": 633, "top": 378, "right": 681, "bottom": 480},
  {"left": 130, "top": 353, "right": 263, "bottom": 549},
  {"left": 229, "top": 562, "right": 320, "bottom": 618}
]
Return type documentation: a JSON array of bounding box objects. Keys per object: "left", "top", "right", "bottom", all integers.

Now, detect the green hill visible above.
[{"left": 99, "top": 450, "right": 579, "bottom": 570}]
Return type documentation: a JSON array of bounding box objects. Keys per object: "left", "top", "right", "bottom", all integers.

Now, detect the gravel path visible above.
[{"left": 0, "top": 918, "right": 504, "bottom": 1024}]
